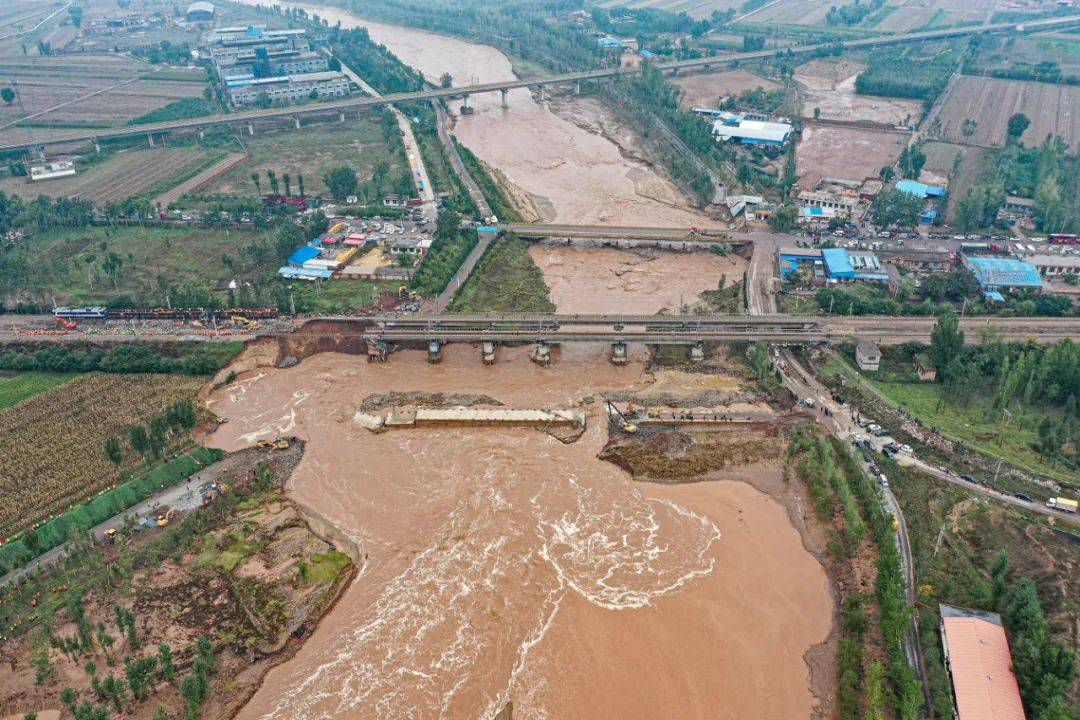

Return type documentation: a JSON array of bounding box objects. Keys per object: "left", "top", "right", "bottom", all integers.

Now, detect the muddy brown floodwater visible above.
[
  {"left": 529, "top": 246, "right": 748, "bottom": 313},
  {"left": 235, "top": 0, "right": 717, "bottom": 226},
  {"left": 208, "top": 345, "right": 831, "bottom": 720}
]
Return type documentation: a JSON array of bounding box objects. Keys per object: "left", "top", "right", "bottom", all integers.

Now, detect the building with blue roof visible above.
[
  {"left": 822, "top": 248, "right": 855, "bottom": 279},
  {"left": 288, "top": 245, "right": 321, "bottom": 266},
  {"left": 896, "top": 180, "right": 946, "bottom": 199},
  {"left": 963, "top": 256, "right": 1043, "bottom": 291}
]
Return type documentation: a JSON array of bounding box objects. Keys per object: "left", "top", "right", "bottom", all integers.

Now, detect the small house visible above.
[
  {"left": 856, "top": 340, "right": 881, "bottom": 372},
  {"left": 913, "top": 353, "right": 936, "bottom": 382}
]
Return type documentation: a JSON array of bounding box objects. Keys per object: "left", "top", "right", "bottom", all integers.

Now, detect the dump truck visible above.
[{"left": 1046, "top": 497, "right": 1078, "bottom": 513}]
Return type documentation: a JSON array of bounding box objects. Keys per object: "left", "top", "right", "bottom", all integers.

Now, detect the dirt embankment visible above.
[{"left": 0, "top": 443, "right": 357, "bottom": 720}]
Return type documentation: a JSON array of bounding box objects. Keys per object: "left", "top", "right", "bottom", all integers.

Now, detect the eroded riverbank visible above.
[{"left": 207, "top": 344, "right": 832, "bottom": 719}]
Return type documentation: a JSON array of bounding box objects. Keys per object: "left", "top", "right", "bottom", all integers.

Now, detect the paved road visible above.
[
  {"left": 331, "top": 49, "right": 436, "bottom": 221},
  {"left": 435, "top": 102, "right": 492, "bottom": 219},
  {"left": 5, "top": 14, "right": 1079, "bottom": 151}
]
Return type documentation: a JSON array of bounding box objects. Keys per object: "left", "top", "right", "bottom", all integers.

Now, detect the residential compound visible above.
[{"left": 201, "top": 25, "right": 348, "bottom": 107}]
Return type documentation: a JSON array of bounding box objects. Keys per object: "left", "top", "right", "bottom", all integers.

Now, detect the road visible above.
[
  {"left": 330, "top": 49, "right": 436, "bottom": 220},
  {"left": 0, "top": 453, "right": 225, "bottom": 588},
  {"left": 4, "top": 14, "right": 1079, "bottom": 151},
  {"left": 435, "top": 102, "right": 493, "bottom": 220}
]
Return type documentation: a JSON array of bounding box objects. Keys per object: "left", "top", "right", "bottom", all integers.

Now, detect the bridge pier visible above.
[
  {"left": 610, "top": 342, "right": 627, "bottom": 366},
  {"left": 147, "top": 133, "right": 154, "bottom": 147},
  {"left": 93, "top": 140, "right": 100, "bottom": 154},
  {"left": 461, "top": 94, "right": 469, "bottom": 110},
  {"left": 538, "top": 85, "right": 546, "bottom": 103},
  {"left": 482, "top": 341, "right": 496, "bottom": 365},
  {"left": 367, "top": 340, "right": 387, "bottom": 363},
  {"left": 500, "top": 88, "right": 508, "bottom": 109},
  {"left": 531, "top": 341, "right": 551, "bottom": 366},
  {"left": 198, "top": 128, "right": 205, "bottom": 141},
  {"left": 688, "top": 341, "right": 705, "bottom": 363},
  {"left": 427, "top": 340, "right": 442, "bottom": 364}
]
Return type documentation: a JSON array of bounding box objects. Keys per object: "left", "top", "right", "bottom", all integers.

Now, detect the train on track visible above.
[{"left": 54, "top": 307, "right": 279, "bottom": 321}]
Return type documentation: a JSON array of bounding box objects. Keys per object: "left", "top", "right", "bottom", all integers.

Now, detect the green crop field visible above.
[{"left": 0, "top": 372, "right": 80, "bottom": 410}]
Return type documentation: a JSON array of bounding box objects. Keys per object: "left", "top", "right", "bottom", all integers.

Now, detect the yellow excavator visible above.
[
  {"left": 256, "top": 438, "right": 291, "bottom": 449},
  {"left": 156, "top": 508, "right": 175, "bottom": 527}
]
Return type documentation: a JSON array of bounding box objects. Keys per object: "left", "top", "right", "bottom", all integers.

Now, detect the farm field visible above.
[
  {"left": 875, "top": 0, "right": 998, "bottom": 31},
  {"left": 0, "top": 147, "right": 222, "bottom": 206},
  {"left": 742, "top": 0, "right": 849, "bottom": 26},
  {"left": 7, "top": 225, "right": 280, "bottom": 306},
  {"left": 0, "top": 55, "right": 208, "bottom": 145},
  {"left": 968, "top": 33, "right": 1080, "bottom": 78},
  {"left": 795, "top": 57, "right": 923, "bottom": 124},
  {"left": 201, "top": 118, "right": 404, "bottom": 198},
  {"left": 152, "top": 152, "right": 248, "bottom": 208},
  {"left": 0, "top": 372, "right": 203, "bottom": 538},
  {"left": 674, "top": 68, "right": 779, "bottom": 109},
  {"left": 796, "top": 125, "right": 908, "bottom": 183},
  {"left": 595, "top": 0, "right": 743, "bottom": 20},
  {"left": 0, "top": 371, "right": 80, "bottom": 410},
  {"left": 934, "top": 75, "right": 1080, "bottom": 147}
]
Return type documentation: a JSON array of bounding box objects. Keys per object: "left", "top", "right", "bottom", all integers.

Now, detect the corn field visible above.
[{"left": 0, "top": 373, "right": 203, "bottom": 538}]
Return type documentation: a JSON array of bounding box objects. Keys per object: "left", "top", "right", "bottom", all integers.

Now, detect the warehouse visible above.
[
  {"left": 896, "top": 179, "right": 947, "bottom": 199},
  {"left": 939, "top": 604, "right": 1026, "bottom": 720},
  {"left": 217, "top": 50, "right": 329, "bottom": 80},
  {"left": 963, "top": 256, "right": 1043, "bottom": 292},
  {"left": 711, "top": 115, "right": 792, "bottom": 147}
]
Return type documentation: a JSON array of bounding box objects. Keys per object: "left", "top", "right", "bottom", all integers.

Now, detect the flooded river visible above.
[
  {"left": 209, "top": 347, "right": 831, "bottom": 720},
  {"left": 238, "top": 0, "right": 715, "bottom": 226}
]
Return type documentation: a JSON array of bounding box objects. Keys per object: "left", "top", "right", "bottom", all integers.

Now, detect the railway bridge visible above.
[{"left": 345, "top": 313, "right": 1080, "bottom": 364}]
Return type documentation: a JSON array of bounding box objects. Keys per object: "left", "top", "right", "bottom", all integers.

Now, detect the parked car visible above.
[
  {"left": 960, "top": 474, "right": 976, "bottom": 484},
  {"left": 1014, "top": 492, "right": 1034, "bottom": 503}
]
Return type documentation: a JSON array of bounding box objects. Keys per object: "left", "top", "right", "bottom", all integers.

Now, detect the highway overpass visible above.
[{"left": 3, "top": 14, "right": 1079, "bottom": 152}]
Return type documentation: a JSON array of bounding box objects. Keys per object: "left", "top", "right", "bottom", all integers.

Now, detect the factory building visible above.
[
  {"left": 939, "top": 605, "right": 1026, "bottom": 720},
  {"left": 711, "top": 113, "right": 792, "bottom": 147},
  {"left": 216, "top": 50, "right": 328, "bottom": 80},
  {"left": 821, "top": 248, "right": 888, "bottom": 282},
  {"left": 227, "top": 70, "right": 349, "bottom": 107},
  {"left": 895, "top": 179, "right": 947, "bottom": 199},
  {"left": 962, "top": 256, "right": 1044, "bottom": 293}
]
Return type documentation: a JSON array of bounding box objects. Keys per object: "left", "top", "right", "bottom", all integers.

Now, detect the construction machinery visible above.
[
  {"left": 103, "top": 528, "right": 117, "bottom": 543},
  {"left": 256, "top": 438, "right": 290, "bottom": 449},
  {"left": 155, "top": 508, "right": 175, "bottom": 527}
]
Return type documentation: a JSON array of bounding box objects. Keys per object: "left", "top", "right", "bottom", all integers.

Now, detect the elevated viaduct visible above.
[{"left": 3, "top": 14, "right": 1079, "bottom": 152}]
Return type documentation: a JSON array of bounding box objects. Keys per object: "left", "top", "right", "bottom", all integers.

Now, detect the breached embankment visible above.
[{"left": 205, "top": 343, "right": 832, "bottom": 720}]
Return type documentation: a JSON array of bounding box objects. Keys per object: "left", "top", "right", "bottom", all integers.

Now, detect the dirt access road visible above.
[{"left": 0, "top": 447, "right": 290, "bottom": 588}]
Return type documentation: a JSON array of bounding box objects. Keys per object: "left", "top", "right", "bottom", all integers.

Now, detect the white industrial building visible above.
[{"left": 711, "top": 114, "right": 792, "bottom": 146}]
